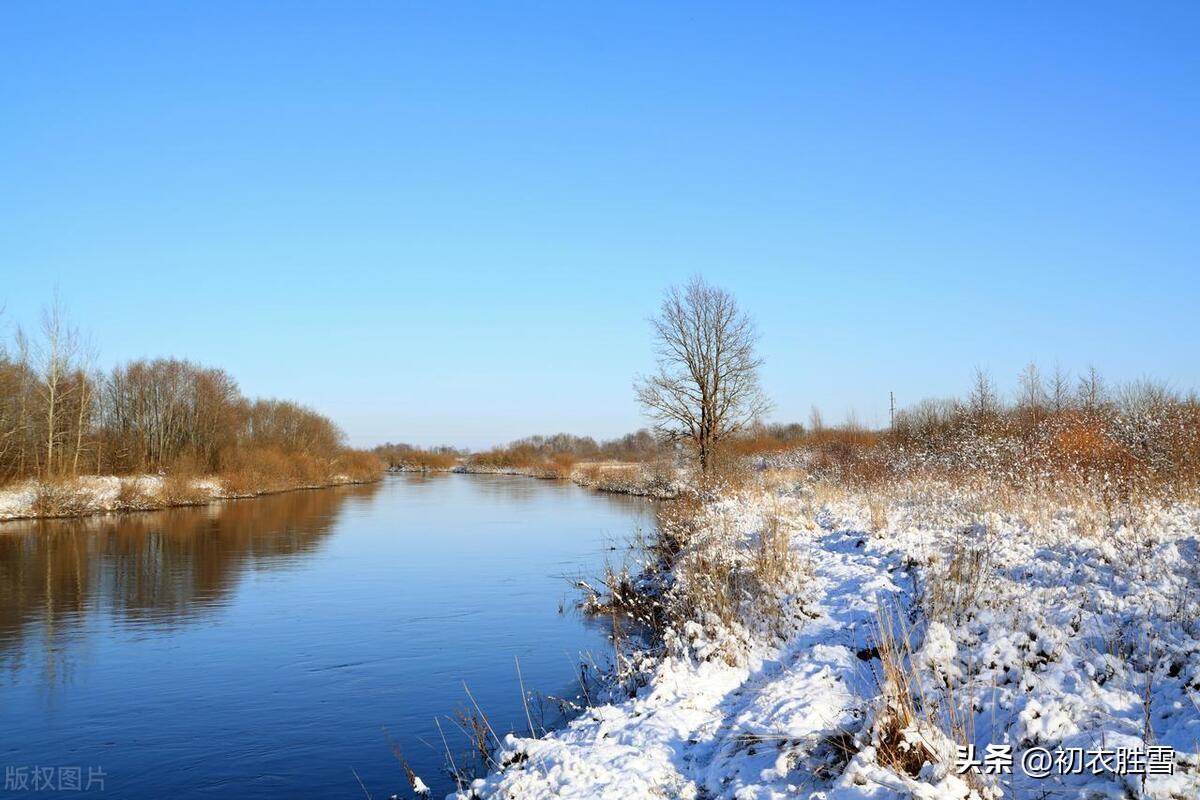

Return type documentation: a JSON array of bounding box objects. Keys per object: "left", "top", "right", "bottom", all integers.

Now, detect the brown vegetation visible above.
[
  {"left": 459, "top": 431, "right": 670, "bottom": 481},
  {"left": 372, "top": 442, "right": 461, "bottom": 471},
  {"left": 0, "top": 302, "right": 381, "bottom": 499},
  {"left": 722, "top": 366, "right": 1199, "bottom": 503}
]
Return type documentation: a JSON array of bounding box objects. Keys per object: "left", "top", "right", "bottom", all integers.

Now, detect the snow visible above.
[
  {"left": 0, "top": 475, "right": 171, "bottom": 519},
  {"left": 0, "top": 472, "right": 369, "bottom": 520},
  {"left": 0, "top": 481, "right": 37, "bottom": 518},
  {"left": 457, "top": 477, "right": 1200, "bottom": 799}
]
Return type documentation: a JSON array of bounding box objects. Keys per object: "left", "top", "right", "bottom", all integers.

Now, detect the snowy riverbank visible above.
[
  {"left": 455, "top": 474, "right": 1200, "bottom": 799},
  {"left": 0, "top": 473, "right": 381, "bottom": 521}
]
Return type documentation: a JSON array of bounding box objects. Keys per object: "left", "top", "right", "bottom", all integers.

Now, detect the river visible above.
[{"left": 0, "top": 472, "right": 656, "bottom": 798}]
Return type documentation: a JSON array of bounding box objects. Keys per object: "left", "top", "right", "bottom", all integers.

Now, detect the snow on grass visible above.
[
  {"left": 0, "top": 472, "right": 373, "bottom": 520},
  {"left": 458, "top": 477, "right": 1200, "bottom": 799}
]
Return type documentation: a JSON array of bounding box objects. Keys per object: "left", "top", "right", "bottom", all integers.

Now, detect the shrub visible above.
[
  {"left": 159, "top": 474, "right": 212, "bottom": 506},
  {"left": 333, "top": 450, "right": 385, "bottom": 482},
  {"left": 373, "top": 443, "right": 458, "bottom": 471},
  {"left": 115, "top": 477, "right": 159, "bottom": 510},
  {"left": 31, "top": 481, "right": 92, "bottom": 517},
  {"left": 547, "top": 452, "right": 577, "bottom": 479}
]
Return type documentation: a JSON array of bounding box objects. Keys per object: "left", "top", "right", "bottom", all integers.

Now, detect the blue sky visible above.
[{"left": 2, "top": 2, "right": 1198, "bottom": 448}]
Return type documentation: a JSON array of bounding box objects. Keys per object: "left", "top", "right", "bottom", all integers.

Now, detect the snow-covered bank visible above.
[
  {"left": 570, "top": 461, "right": 679, "bottom": 499},
  {"left": 456, "top": 475, "right": 1200, "bottom": 799},
  {"left": 0, "top": 473, "right": 381, "bottom": 521}
]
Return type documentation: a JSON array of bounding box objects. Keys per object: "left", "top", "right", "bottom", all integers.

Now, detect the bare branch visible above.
[{"left": 635, "top": 277, "right": 771, "bottom": 471}]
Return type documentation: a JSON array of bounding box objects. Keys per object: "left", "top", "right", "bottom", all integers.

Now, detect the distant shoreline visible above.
[{"left": 387, "top": 460, "right": 680, "bottom": 499}]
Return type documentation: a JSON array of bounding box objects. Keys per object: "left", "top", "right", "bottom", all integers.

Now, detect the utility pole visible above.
[{"left": 889, "top": 391, "right": 895, "bottom": 432}]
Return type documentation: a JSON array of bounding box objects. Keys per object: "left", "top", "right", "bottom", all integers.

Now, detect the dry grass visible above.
[
  {"left": 752, "top": 495, "right": 799, "bottom": 593},
  {"left": 921, "top": 528, "right": 997, "bottom": 625},
  {"left": 547, "top": 452, "right": 578, "bottom": 479},
  {"left": 660, "top": 491, "right": 810, "bottom": 658},
  {"left": 870, "top": 612, "right": 939, "bottom": 778},
  {"left": 867, "top": 611, "right": 986, "bottom": 795},
  {"left": 114, "top": 477, "right": 158, "bottom": 510},
  {"left": 30, "top": 480, "right": 92, "bottom": 517},
  {"left": 576, "top": 462, "right": 645, "bottom": 492},
  {"left": 150, "top": 472, "right": 209, "bottom": 505},
  {"left": 701, "top": 449, "right": 757, "bottom": 495}
]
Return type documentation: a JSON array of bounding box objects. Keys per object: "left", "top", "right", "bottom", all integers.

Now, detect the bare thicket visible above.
[
  {"left": 0, "top": 302, "right": 379, "bottom": 487},
  {"left": 800, "top": 365, "right": 1200, "bottom": 502},
  {"left": 636, "top": 277, "right": 770, "bottom": 473}
]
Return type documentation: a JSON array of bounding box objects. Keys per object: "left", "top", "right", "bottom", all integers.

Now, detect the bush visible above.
[
  {"left": 332, "top": 450, "right": 385, "bottom": 482},
  {"left": 372, "top": 443, "right": 458, "bottom": 471},
  {"left": 31, "top": 481, "right": 92, "bottom": 517},
  {"left": 115, "top": 477, "right": 159, "bottom": 510},
  {"left": 159, "top": 474, "right": 212, "bottom": 506}
]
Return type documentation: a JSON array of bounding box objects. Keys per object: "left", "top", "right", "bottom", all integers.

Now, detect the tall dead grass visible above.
[
  {"left": 867, "top": 610, "right": 987, "bottom": 795},
  {"left": 595, "top": 490, "right": 809, "bottom": 663},
  {"left": 30, "top": 480, "right": 93, "bottom": 517}
]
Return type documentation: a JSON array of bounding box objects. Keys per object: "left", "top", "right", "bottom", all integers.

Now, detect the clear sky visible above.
[{"left": 2, "top": 2, "right": 1198, "bottom": 449}]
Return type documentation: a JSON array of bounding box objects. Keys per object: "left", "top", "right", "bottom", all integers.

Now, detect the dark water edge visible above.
[{"left": 0, "top": 473, "right": 655, "bottom": 798}]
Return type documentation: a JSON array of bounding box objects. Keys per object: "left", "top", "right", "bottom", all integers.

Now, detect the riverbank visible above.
[
  {"left": 389, "top": 459, "right": 682, "bottom": 499},
  {"left": 455, "top": 466, "right": 1200, "bottom": 799},
  {"left": 0, "top": 471, "right": 383, "bottom": 522}
]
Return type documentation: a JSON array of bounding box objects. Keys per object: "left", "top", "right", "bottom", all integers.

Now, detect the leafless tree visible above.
[
  {"left": 0, "top": 300, "right": 373, "bottom": 486},
  {"left": 0, "top": 316, "right": 29, "bottom": 478},
  {"left": 34, "top": 298, "right": 82, "bottom": 477},
  {"left": 635, "top": 277, "right": 770, "bottom": 472},
  {"left": 1049, "top": 364, "right": 1071, "bottom": 414},
  {"left": 1018, "top": 362, "right": 1045, "bottom": 412},
  {"left": 968, "top": 367, "right": 1000, "bottom": 421},
  {"left": 1077, "top": 365, "right": 1106, "bottom": 412}
]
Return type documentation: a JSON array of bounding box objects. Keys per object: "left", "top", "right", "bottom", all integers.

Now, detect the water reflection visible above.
[
  {"left": 0, "top": 483, "right": 380, "bottom": 674},
  {"left": 0, "top": 474, "right": 655, "bottom": 799}
]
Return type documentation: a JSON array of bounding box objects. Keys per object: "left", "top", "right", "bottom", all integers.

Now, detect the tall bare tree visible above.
[
  {"left": 968, "top": 367, "right": 999, "bottom": 422},
  {"left": 34, "top": 298, "right": 82, "bottom": 478},
  {"left": 1018, "top": 362, "right": 1045, "bottom": 412},
  {"left": 1077, "top": 365, "right": 1106, "bottom": 412},
  {"left": 635, "top": 277, "right": 770, "bottom": 472},
  {"left": 1049, "top": 364, "right": 1071, "bottom": 414}
]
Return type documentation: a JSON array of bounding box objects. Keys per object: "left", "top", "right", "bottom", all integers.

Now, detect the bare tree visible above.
[
  {"left": 70, "top": 364, "right": 97, "bottom": 476},
  {"left": 1077, "top": 365, "right": 1106, "bottom": 412},
  {"left": 1018, "top": 362, "right": 1045, "bottom": 413},
  {"left": 968, "top": 367, "right": 999, "bottom": 421},
  {"left": 34, "top": 298, "right": 82, "bottom": 478},
  {"left": 1049, "top": 364, "right": 1071, "bottom": 414},
  {"left": 635, "top": 277, "right": 770, "bottom": 472}
]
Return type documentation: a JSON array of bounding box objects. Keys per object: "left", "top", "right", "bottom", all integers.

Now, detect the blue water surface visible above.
[{"left": 0, "top": 473, "right": 654, "bottom": 798}]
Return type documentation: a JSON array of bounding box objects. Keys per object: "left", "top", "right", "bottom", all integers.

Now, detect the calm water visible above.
[{"left": 0, "top": 473, "right": 655, "bottom": 798}]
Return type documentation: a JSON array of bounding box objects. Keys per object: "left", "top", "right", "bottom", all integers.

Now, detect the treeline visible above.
[
  {"left": 0, "top": 304, "right": 380, "bottom": 487},
  {"left": 477, "top": 430, "right": 666, "bottom": 463},
  {"left": 372, "top": 442, "right": 463, "bottom": 471},
  {"left": 374, "top": 430, "right": 670, "bottom": 475},
  {"left": 465, "top": 430, "right": 667, "bottom": 477}
]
